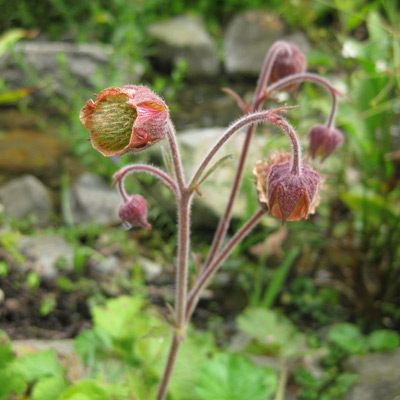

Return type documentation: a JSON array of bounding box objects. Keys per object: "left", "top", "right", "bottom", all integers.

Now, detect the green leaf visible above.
[
  {"left": 328, "top": 323, "right": 366, "bottom": 355},
  {"left": 0, "top": 331, "right": 14, "bottom": 369},
  {"left": 16, "top": 349, "right": 64, "bottom": 383},
  {"left": 195, "top": 353, "right": 277, "bottom": 400},
  {"left": 166, "top": 331, "right": 216, "bottom": 400},
  {"left": 92, "top": 296, "right": 145, "bottom": 340},
  {"left": 189, "top": 154, "right": 233, "bottom": 192},
  {"left": 0, "top": 29, "right": 26, "bottom": 57},
  {"left": 368, "top": 330, "right": 400, "bottom": 352},
  {"left": 58, "top": 380, "right": 109, "bottom": 400},
  {"left": 237, "top": 308, "right": 306, "bottom": 357},
  {"left": 0, "top": 363, "right": 27, "bottom": 399},
  {"left": 32, "top": 376, "right": 67, "bottom": 400}
]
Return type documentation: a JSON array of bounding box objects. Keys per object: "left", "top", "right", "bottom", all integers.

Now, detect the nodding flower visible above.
[
  {"left": 80, "top": 85, "right": 169, "bottom": 157},
  {"left": 254, "top": 152, "right": 321, "bottom": 223},
  {"left": 269, "top": 42, "right": 306, "bottom": 91},
  {"left": 119, "top": 194, "right": 152, "bottom": 230},
  {"left": 308, "top": 124, "right": 344, "bottom": 161}
]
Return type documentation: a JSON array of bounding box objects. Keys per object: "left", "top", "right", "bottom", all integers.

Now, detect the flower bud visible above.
[
  {"left": 80, "top": 85, "right": 169, "bottom": 157},
  {"left": 308, "top": 124, "right": 344, "bottom": 161},
  {"left": 254, "top": 153, "right": 320, "bottom": 222},
  {"left": 269, "top": 42, "right": 306, "bottom": 91},
  {"left": 119, "top": 194, "right": 151, "bottom": 229}
]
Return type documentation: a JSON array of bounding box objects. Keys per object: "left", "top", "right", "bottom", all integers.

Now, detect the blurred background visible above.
[{"left": 0, "top": 1, "right": 399, "bottom": 399}]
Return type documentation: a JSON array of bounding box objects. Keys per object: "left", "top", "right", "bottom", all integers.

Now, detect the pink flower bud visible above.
[
  {"left": 309, "top": 124, "right": 344, "bottom": 161},
  {"left": 269, "top": 42, "right": 306, "bottom": 91},
  {"left": 254, "top": 153, "right": 320, "bottom": 222},
  {"left": 119, "top": 194, "right": 151, "bottom": 229},
  {"left": 80, "top": 85, "right": 169, "bottom": 157}
]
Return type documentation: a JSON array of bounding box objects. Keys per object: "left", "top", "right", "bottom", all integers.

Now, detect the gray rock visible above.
[
  {"left": 139, "top": 257, "right": 162, "bottom": 281},
  {"left": 178, "top": 127, "right": 269, "bottom": 217},
  {"left": 71, "top": 173, "right": 121, "bottom": 225},
  {"left": 148, "top": 15, "right": 219, "bottom": 77},
  {"left": 0, "top": 40, "right": 143, "bottom": 98},
  {"left": 344, "top": 350, "right": 400, "bottom": 400},
  {"left": 93, "top": 255, "right": 119, "bottom": 274},
  {"left": 18, "top": 235, "right": 73, "bottom": 280},
  {"left": 224, "top": 11, "right": 285, "bottom": 75},
  {"left": 0, "top": 175, "right": 53, "bottom": 225}
]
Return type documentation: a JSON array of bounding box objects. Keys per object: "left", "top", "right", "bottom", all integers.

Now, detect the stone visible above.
[
  {"left": 148, "top": 15, "right": 219, "bottom": 77},
  {"left": 139, "top": 257, "right": 162, "bottom": 281},
  {"left": 0, "top": 175, "right": 53, "bottom": 225},
  {"left": 178, "top": 127, "right": 271, "bottom": 218},
  {"left": 344, "top": 349, "right": 400, "bottom": 400},
  {"left": 70, "top": 173, "right": 121, "bottom": 225},
  {"left": 0, "top": 129, "right": 67, "bottom": 177},
  {"left": 18, "top": 235, "right": 74, "bottom": 280},
  {"left": 0, "top": 40, "right": 143, "bottom": 98},
  {"left": 224, "top": 11, "right": 285, "bottom": 75}
]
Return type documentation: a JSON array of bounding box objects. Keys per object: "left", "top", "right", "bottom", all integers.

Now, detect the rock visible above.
[
  {"left": 0, "top": 129, "right": 67, "bottom": 177},
  {"left": 93, "top": 255, "right": 119, "bottom": 274},
  {"left": 178, "top": 127, "right": 271, "bottom": 218},
  {"left": 18, "top": 235, "right": 74, "bottom": 280},
  {"left": 224, "top": 11, "right": 285, "bottom": 75},
  {"left": 0, "top": 40, "right": 143, "bottom": 99},
  {"left": 0, "top": 175, "right": 53, "bottom": 225},
  {"left": 148, "top": 15, "right": 219, "bottom": 77},
  {"left": 71, "top": 173, "right": 121, "bottom": 225},
  {"left": 139, "top": 257, "right": 162, "bottom": 281},
  {"left": 344, "top": 350, "right": 400, "bottom": 400}
]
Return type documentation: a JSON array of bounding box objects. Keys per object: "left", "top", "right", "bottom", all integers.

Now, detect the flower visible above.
[
  {"left": 269, "top": 42, "right": 306, "bottom": 91},
  {"left": 80, "top": 85, "right": 169, "bottom": 157},
  {"left": 119, "top": 194, "right": 151, "bottom": 229},
  {"left": 308, "top": 124, "right": 344, "bottom": 161},
  {"left": 254, "top": 153, "right": 320, "bottom": 222}
]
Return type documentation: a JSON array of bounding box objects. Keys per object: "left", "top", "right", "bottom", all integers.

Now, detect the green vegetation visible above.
[{"left": 0, "top": 0, "right": 399, "bottom": 399}]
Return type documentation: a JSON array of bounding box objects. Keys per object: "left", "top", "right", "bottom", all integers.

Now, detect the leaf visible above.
[
  {"left": 367, "top": 330, "right": 400, "bottom": 352},
  {"left": 0, "top": 363, "right": 27, "bottom": 400},
  {"left": 31, "top": 376, "right": 67, "bottom": 400},
  {"left": 195, "top": 353, "right": 277, "bottom": 400},
  {"left": 58, "top": 380, "right": 109, "bottom": 400},
  {"left": 15, "top": 349, "right": 64, "bottom": 383},
  {"left": 0, "top": 331, "right": 14, "bottom": 369},
  {"left": 166, "top": 331, "right": 216, "bottom": 400},
  {"left": 189, "top": 154, "right": 233, "bottom": 193},
  {"left": 237, "top": 308, "right": 306, "bottom": 357},
  {"left": 0, "top": 29, "right": 26, "bottom": 57},
  {"left": 92, "top": 296, "right": 145, "bottom": 340},
  {"left": 328, "top": 323, "right": 366, "bottom": 355}
]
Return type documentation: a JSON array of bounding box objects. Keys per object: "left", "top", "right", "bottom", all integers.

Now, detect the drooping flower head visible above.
[
  {"left": 80, "top": 85, "right": 169, "bottom": 157},
  {"left": 254, "top": 153, "right": 320, "bottom": 222},
  {"left": 269, "top": 42, "right": 306, "bottom": 91},
  {"left": 119, "top": 194, "right": 151, "bottom": 230},
  {"left": 308, "top": 124, "right": 344, "bottom": 161}
]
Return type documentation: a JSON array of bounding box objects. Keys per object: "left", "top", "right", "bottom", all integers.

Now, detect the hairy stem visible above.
[
  {"left": 202, "top": 43, "right": 285, "bottom": 266},
  {"left": 156, "top": 335, "right": 180, "bottom": 400},
  {"left": 185, "top": 208, "right": 265, "bottom": 321},
  {"left": 189, "top": 108, "right": 287, "bottom": 190},
  {"left": 166, "top": 119, "right": 186, "bottom": 192},
  {"left": 114, "top": 163, "right": 178, "bottom": 200},
  {"left": 266, "top": 72, "right": 341, "bottom": 129}
]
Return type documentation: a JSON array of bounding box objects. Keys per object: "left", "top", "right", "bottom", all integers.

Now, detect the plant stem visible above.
[
  {"left": 166, "top": 119, "right": 186, "bottom": 192},
  {"left": 185, "top": 208, "right": 265, "bottom": 322},
  {"left": 266, "top": 72, "right": 341, "bottom": 129},
  {"left": 114, "top": 163, "right": 178, "bottom": 200},
  {"left": 156, "top": 335, "right": 180, "bottom": 400},
  {"left": 202, "top": 43, "right": 284, "bottom": 267},
  {"left": 189, "top": 108, "right": 287, "bottom": 190},
  {"left": 157, "top": 120, "right": 192, "bottom": 400}
]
